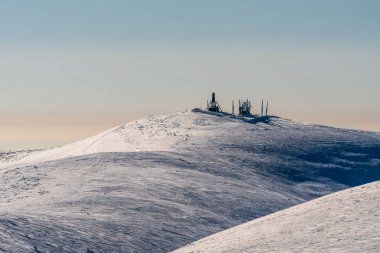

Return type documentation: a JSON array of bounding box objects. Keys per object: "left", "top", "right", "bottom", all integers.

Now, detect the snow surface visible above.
[
  {"left": 173, "top": 180, "right": 380, "bottom": 253},
  {"left": 0, "top": 112, "right": 218, "bottom": 168},
  {"left": 0, "top": 111, "right": 379, "bottom": 252}
]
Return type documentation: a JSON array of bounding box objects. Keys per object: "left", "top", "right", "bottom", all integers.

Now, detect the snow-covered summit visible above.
[
  {"left": 0, "top": 112, "right": 298, "bottom": 167},
  {"left": 174, "top": 180, "right": 380, "bottom": 253},
  {"left": 2, "top": 111, "right": 379, "bottom": 169}
]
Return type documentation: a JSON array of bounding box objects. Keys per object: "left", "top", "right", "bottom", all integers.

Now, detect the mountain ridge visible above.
[{"left": 2, "top": 111, "right": 379, "bottom": 168}]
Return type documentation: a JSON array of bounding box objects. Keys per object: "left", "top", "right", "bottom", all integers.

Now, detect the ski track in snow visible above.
[
  {"left": 174, "top": 181, "right": 380, "bottom": 253},
  {"left": 0, "top": 111, "right": 379, "bottom": 252}
]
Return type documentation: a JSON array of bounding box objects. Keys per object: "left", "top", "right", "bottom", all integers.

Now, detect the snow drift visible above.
[
  {"left": 173, "top": 180, "right": 380, "bottom": 253},
  {"left": 0, "top": 111, "right": 379, "bottom": 252}
]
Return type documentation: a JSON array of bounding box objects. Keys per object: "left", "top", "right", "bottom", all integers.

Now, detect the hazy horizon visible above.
[{"left": 1, "top": 0, "right": 379, "bottom": 151}]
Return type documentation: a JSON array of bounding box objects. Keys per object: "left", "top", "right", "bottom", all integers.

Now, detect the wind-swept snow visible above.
[
  {"left": 0, "top": 112, "right": 379, "bottom": 252},
  {"left": 173, "top": 181, "right": 380, "bottom": 253},
  {"left": 0, "top": 112, "right": 213, "bottom": 167}
]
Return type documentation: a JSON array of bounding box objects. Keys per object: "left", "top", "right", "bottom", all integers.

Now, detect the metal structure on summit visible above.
[
  {"left": 261, "top": 99, "right": 269, "bottom": 116},
  {"left": 207, "top": 92, "right": 222, "bottom": 112},
  {"left": 238, "top": 99, "right": 252, "bottom": 116},
  {"left": 204, "top": 92, "right": 269, "bottom": 117}
]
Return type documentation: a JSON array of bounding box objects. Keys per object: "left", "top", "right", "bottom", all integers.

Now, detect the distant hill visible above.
[{"left": 0, "top": 111, "right": 379, "bottom": 252}]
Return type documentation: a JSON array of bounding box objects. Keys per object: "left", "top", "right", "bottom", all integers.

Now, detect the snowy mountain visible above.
[
  {"left": 173, "top": 180, "right": 380, "bottom": 253},
  {"left": 0, "top": 111, "right": 379, "bottom": 252}
]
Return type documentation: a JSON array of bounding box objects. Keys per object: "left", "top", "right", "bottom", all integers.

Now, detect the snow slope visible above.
[
  {"left": 0, "top": 112, "right": 208, "bottom": 167},
  {"left": 0, "top": 111, "right": 379, "bottom": 252},
  {"left": 173, "top": 180, "right": 380, "bottom": 253}
]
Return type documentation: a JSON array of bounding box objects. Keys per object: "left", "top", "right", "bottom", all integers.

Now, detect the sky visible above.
[{"left": 1, "top": 0, "right": 380, "bottom": 151}]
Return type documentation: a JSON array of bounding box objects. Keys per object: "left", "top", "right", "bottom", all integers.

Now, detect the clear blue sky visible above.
[{"left": 1, "top": 0, "right": 380, "bottom": 150}]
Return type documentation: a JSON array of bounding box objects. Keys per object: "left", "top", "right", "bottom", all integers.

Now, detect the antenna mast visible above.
[{"left": 206, "top": 92, "right": 222, "bottom": 112}]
